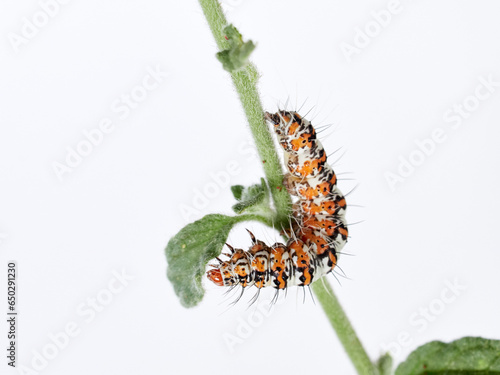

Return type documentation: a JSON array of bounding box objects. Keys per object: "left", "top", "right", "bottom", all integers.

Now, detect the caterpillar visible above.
[{"left": 207, "top": 110, "right": 348, "bottom": 292}]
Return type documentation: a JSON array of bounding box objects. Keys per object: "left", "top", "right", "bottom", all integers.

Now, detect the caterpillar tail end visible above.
[{"left": 206, "top": 269, "right": 224, "bottom": 286}]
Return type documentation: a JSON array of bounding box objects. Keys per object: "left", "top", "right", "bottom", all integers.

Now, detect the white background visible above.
[{"left": 1, "top": 0, "right": 500, "bottom": 374}]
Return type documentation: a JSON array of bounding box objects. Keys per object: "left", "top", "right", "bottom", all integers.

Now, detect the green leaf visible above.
[
  {"left": 165, "top": 212, "right": 273, "bottom": 308},
  {"left": 376, "top": 353, "right": 393, "bottom": 375},
  {"left": 231, "top": 185, "right": 244, "bottom": 201},
  {"left": 231, "top": 178, "right": 270, "bottom": 215},
  {"left": 165, "top": 214, "right": 242, "bottom": 308},
  {"left": 216, "top": 24, "right": 256, "bottom": 72},
  {"left": 395, "top": 337, "right": 500, "bottom": 375}
]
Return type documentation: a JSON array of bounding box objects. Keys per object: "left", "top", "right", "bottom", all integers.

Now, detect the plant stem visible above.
[
  {"left": 197, "top": 1, "right": 377, "bottom": 374},
  {"left": 312, "top": 280, "right": 379, "bottom": 375},
  {"left": 198, "top": 0, "right": 292, "bottom": 229}
]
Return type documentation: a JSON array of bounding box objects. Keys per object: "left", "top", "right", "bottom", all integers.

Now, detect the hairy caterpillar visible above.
[{"left": 207, "top": 110, "right": 348, "bottom": 291}]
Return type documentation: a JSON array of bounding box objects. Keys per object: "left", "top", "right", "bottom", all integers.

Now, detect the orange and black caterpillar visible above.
[{"left": 207, "top": 111, "right": 348, "bottom": 291}]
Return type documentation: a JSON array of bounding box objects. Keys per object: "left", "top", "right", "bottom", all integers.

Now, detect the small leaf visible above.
[
  {"left": 165, "top": 214, "right": 242, "bottom": 308},
  {"left": 232, "top": 187, "right": 264, "bottom": 214},
  {"left": 395, "top": 337, "right": 500, "bottom": 375},
  {"left": 216, "top": 24, "right": 256, "bottom": 72},
  {"left": 231, "top": 185, "right": 244, "bottom": 201},
  {"left": 376, "top": 353, "right": 393, "bottom": 375},
  {"left": 231, "top": 178, "right": 270, "bottom": 215}
]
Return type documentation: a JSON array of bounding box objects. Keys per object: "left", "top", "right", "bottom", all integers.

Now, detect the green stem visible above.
[
  {"left": 197, "top": 1, "right": 377, "bottom": 374},
  {"left": 312, "top": 281, "right": 379, "bottom": 375},
  {"left": 236, "top": 213, "right": 273, "bottom": 228},
  {"left": 231, "top": 69, "right": 292, "bottom": 228},
  {"left": 198, "top": 0, "right": 292, "bottom": 230}
]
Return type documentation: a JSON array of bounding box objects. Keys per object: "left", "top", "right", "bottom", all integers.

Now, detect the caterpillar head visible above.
[
  {"left": 265, "top": 110, "right": 295, "bottom": 132},
  {"left": 264, "top": 111, "right": 281, "bottom": 127},
  {"left": 265, "top": 110, "right": 311, "bottom": 153}
]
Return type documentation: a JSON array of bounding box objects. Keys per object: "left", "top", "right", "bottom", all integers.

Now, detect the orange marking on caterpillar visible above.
[{"left": 290, "top": 133, "right": 314, "bottom": 151}]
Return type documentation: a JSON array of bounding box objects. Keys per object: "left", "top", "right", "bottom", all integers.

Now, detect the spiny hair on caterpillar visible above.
[{"left": 269, "top": 95, "right": 339, "bottom": 127}]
